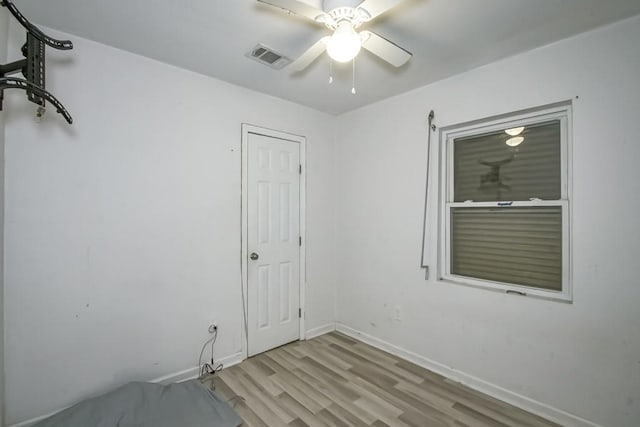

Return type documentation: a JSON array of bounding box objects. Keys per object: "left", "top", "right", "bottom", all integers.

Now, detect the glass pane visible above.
[
  {"left": 451, "top": 206, "right": 562, "bottom": 291},
  {"left": 453, "top": 121, "right": 561, "bottom": 202}
]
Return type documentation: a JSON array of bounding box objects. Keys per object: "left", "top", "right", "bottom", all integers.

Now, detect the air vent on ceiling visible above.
[{"left": 246, "top": 44, "right": 291, "bottom": 70}]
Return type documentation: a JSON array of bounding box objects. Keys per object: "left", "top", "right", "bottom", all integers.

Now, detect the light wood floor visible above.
[{"left": 204, "top": 332, "right": 559, "bottom": 427}]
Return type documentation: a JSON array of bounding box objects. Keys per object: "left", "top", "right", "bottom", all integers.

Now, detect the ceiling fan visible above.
[{"left": 257, "top": 0, "right": 413, "bottom": 72}]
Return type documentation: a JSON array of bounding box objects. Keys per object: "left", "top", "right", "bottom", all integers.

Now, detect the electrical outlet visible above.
[{"left": 208, "top": 321, "right": 218, "bottom": 334}]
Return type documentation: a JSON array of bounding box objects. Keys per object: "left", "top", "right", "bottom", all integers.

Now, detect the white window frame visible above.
[{"left": 438, "top": 103, "right": 573, "bottom": 302}]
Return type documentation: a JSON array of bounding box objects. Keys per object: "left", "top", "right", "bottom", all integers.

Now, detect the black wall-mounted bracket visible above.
[{"left": 0, "top": 0, "right": 73, "bottom": 124}]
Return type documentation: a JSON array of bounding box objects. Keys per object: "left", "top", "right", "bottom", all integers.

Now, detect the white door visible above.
[{"left": 247, "top": 132, "right": 301, "bottom": 357}]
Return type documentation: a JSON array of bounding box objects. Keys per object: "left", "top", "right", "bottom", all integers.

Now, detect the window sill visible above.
[{"left": 437, "top": 275, "right": 573, "bottom": 304}]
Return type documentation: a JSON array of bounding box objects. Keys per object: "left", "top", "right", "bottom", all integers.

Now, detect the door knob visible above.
[{"left": 250, "top": 253, "right": 259, "bottom": 261}]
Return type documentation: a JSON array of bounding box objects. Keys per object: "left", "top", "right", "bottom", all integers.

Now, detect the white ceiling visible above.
[{"left": 15, "top": 0, "right": 640, "bottom": 114}]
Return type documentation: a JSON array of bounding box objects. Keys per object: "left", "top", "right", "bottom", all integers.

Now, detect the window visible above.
[{"left": 439, "top": 104, "right": 571, "bottom": 301}]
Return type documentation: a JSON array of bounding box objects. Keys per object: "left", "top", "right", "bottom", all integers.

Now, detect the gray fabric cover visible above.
[{"left": 34, "top": 380, "right": 242, "bottom": 427}]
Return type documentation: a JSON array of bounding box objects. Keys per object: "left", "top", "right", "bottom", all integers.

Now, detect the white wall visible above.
[
  {"left": 334, "top": 15, "right": 640, "bottom": 427},
  {"left": 4, "top": 10, "right": 640, "bottom": 427},
  {"left": 0, "top": 7, "right": 8, "bottom": 427},
  {"left": 3, "top": 24, "right": 336, "bottom": 425}
]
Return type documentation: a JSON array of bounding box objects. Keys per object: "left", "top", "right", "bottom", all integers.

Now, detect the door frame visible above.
[{"left": 240, "top": 123, "right": 307, "bottom": 360}]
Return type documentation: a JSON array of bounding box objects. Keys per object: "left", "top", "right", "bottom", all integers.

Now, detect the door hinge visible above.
[
  {"left": 299, "top": 164, "right": 302, "bottom": 175},
  {"left": 298, "top": 308, "right": 302, "bottom": 318},
  {"left": 299, "top": 236, "right": 302, "bottom": 246}
]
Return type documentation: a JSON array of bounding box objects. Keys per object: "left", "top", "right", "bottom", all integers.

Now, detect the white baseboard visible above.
[
  {"left": 152, "top": 351, "right": 244, "bottom": 384},
  {"left": 335, "top": 323, "right": 600, "bottom": 427},
  {"left": 9, "top": 351, "right": 245, "bottom": 427},
  {"left": 305, "top": 323, "right": 336, "bottom": 340}
]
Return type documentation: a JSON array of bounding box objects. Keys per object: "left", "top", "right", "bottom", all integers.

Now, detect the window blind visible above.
[{"left": 451, "top": 206, "right": 562, "bottom": 291}]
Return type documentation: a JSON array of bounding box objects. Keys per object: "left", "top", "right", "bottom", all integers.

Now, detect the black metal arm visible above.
[
  {"left": 0, "top": 77, "right": 73, "bottom": 124},
  {"left": 1, "top": 0, "right": 73, "bottom": 50},
  {"left": 0, "top": 0, "right": 73, "bottom": 124}
]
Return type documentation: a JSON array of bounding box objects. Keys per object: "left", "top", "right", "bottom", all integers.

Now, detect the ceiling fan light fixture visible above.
[
  {"left": 326, "top": 22, "right": 361, "bottom": 63},
  {"left": 506, "top": 136, "right": 525, "bottom": 147},
  {"left": 505, "top": 126, "right": 525, "bottom": 136}
]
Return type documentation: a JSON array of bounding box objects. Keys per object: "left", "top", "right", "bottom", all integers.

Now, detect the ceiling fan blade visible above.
[
  {"left": 290, "top": 37, "right": 329, "bottom": 72},
  {"left": 257, "top": 0, "right": 327, "bottom": 22},
  {"left": 360, "top": 31, "right": 412, "bottom": 67},
  {"left": 356, "top": 0, "right": 407, "bottom": 21}
]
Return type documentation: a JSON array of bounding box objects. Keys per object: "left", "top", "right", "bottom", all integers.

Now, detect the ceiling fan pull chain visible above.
[
  {"left": 329, "top": 58, "right": 334, "bottom": 84},
  {"left": 351, "top": 58, "right": 356, "bottom": 95}
]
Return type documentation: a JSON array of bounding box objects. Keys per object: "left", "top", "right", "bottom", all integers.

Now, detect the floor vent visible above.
[{"left": 246, "top": 44, "right": 291, "bottom": 69}]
